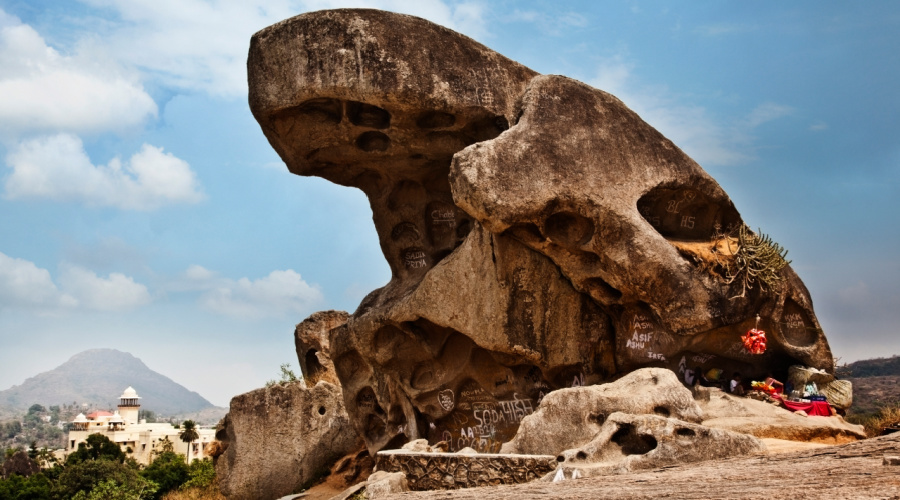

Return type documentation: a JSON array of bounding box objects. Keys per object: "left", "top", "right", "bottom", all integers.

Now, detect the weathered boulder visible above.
[
  {"left": 698, "top": 387, "right": 865, "bottom": 443},
  {"left": 250, "top": 8, "right": 834, "bottom": 455},
  {"left": 216, "top": 381, "right": 361, "bottom": 500},
  {"left": 555, "top": 412, "right": 765, "bottom": 477},
  {"left": 501, "top": 368, "right": 703, "bottom": 456},
  {"left": 366, "top": 471, "right": 409, "bottom": 499}
]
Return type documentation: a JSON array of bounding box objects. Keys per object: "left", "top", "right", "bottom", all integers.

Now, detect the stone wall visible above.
[{"left": 374, "top": 450, "right": 555, "bottom": 490}]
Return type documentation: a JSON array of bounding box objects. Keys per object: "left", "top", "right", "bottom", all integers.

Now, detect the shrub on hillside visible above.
[{"left": 847, "top": 403, "right": 900, "bottom": 437}]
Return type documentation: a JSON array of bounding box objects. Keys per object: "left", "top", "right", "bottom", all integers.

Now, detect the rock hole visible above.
[
  {"left": 781, "top": 300, "right": 817, "bottom": 347},
  {"left": 543, "top": 211, "right": 594, "bottom": 247},
  {"left": 356, "top": 131, "right": 390, "bottom": 152},
  {"left": 653, "top": 406, "right": 670, "bottom": 417},
  {"left": 417, "top": 111, "right": 456, "bottom": 129},
  {"left": 281, "top": 98, "right": 342, "bottom": 124},
  {"left": 456, "top": 219, "right": 471, "bottom": 240},
  {"left": 588, "top": 411, "right": 607, "bottom": 425},
  {"left": 304, "top": 349, "right": 324, "bottom": 381},
  {"left": 318, "top": 406, "right": 326, "bottom": 416},
  {"left": 575, "top": 451, "right": 587, "bottom": 461},
  {"left": 425, "top": 131, "right": 469, "bottom": 153},
  {"left": 611, "top": 423, "right": 657, "bottom": 455},
  {"left": 676, "top": 427, "right": 696, "bottom": 437},
  {"left": 462, "top": 114, "right": 509, "bottom": 143},
  {"left": 391, "top": 222, "right": 421, "bottom": 243},
  {"left": 556, "top": 455, "right": 565, "bottom": 462},
  {"left": 347, "top": 101, "right": 391, "bottom": 129},
  {"left": 636, "top": 186, "right": 741, "bottom": 241}
]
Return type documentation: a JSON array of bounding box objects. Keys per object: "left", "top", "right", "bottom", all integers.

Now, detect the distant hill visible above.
[
  {"left": 839, "top": 355, "right": 900, "bottom": 378},
  {"left": 0, "top": 349, "right": 215, "bottom": 415}
]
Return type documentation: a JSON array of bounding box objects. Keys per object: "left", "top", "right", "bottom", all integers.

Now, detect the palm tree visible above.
[{"left": 178, "top": 420, "right": 199, "bottom": 464}]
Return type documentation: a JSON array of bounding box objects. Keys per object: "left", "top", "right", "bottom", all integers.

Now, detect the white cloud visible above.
[
  {"left": 0, "top": 252, "right": 150, "bottom": 311},
  {"left": 58, "top": 265, "right": 151, "bottom": 311},
  {"left": 744, "top": 102, "right": 793, "bottom": 128},
  {"left": 0, "top": 9, "right": 157, "bottom": 138},
  {"left": 198, "top": 269, "right": 323, "bottom": 319},
  {"left": 185, "top": 264, "right": 217, "bottom": 282},
  {"left": 0, "top": 252, "right": 77, "bottom": 309},
  {"left": 693, "top": 23, "right": 757, "bottom": 37},
  {"left": 809, "top": 121, "right": 829, "bottom": 131},
  {"left": 506, "top": 8, "right": 588, "bottom": 35},
  {"left": 590, "top": 57, "right": 793, "bottom": 167},
  {"left": 4, "top": 133, "right": 204, "bottom": 210},
  {"left": 76, "top": 0, "right": 487, "bottom": 97}
]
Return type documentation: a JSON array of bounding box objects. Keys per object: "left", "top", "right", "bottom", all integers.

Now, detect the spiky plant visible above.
[{"left": 716, "top": 225, "right": 791, "bottom": 299}]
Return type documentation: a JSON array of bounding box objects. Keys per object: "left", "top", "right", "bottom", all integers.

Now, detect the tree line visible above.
[{"left": 0, "top": 422, "right": 216, "bottom": 500}]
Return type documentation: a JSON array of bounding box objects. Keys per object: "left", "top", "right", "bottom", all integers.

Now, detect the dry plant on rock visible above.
[{"left": 713, "top": 225, "right": 791, "bottom": 299}]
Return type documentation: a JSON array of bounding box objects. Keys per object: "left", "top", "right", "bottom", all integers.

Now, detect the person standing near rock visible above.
[{"left": 730, "top": 373, "right": 746, "bottom": 396}]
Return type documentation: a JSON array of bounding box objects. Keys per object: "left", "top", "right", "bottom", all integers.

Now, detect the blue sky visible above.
[{"left": 0, "top": 1, "right": 897, "bottom": 407}]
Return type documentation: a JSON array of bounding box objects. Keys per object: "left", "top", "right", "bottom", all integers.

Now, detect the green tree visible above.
[
  {"left": 0, "top": 472, "right": 52, "bottom": 500},
  {"left": 26, "top": 406, "right": 45, "bottom": 416},
  {"left": 140, "top": 451, "right": 188, "bottom": 499},
  {"left": 70, "top": 477, "right": 157, "bottom": 500},
  {"left": 66, "top": 434, "right": 125, "bottom": 466},
  {"left": 182, "top": 458, "right": 215, "bottom": 490},
  {"left": 54, "top": 459, "right": 153, "bottom": 500},
  {"left": 177, "top": 421, "right": 198, "bottom": 465}
]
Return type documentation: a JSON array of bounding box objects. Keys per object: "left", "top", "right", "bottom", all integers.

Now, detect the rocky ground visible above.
[{"left": 392, "top": 433, "right": 900, "bottom": 499}]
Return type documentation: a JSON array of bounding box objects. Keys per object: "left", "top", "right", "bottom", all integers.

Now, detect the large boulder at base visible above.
[
  {"left": 501, "top": 368, "right": 703, "bottom": 455},
  {"left": 250, "top": 8, "right": 835, "bottom": 455},
  {"left": 555, "top": 412, "right": 765, "bottom": 477},
  {"left": 215, "top": 381, "right": 361, "bottom": 500},
  {"left": 365, "top": 471, "right": 409, "bottom": 499},
  {"left": 698, "top": 387, "right": 865, "bottom": 443}
]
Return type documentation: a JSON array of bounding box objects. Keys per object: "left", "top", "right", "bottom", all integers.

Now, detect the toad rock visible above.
[{"left": 248, "top": 9, "right": 834, "bottom": 455}]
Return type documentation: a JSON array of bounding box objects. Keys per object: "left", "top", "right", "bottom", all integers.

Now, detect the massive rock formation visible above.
[{"left": 249, "top": 9, "right": 834, "bottom": 455}]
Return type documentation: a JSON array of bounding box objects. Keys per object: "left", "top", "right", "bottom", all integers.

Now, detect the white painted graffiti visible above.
[{"left": 438, "top": 389, "right": 455, "bottom": 411}]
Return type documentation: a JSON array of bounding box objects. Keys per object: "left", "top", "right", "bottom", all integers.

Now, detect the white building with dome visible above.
[{"left": 67, "top": 387, "right": 216, "bottom": 465}]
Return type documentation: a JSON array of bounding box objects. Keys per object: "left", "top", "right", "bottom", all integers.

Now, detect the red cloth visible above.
[{"left": 776, "top": 396, "right": 832, "bottom": 416}]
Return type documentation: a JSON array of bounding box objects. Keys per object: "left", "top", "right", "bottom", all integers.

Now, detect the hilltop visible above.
[
  {"left": 839, "top": 355, "right": 900, "bottom": 378},
  {"left": 0, "top": 349, "right": 215, "bottom": 416}
]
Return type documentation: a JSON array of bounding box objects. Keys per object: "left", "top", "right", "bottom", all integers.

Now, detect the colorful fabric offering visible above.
[{"left": 741, "top": 328, "right": 767, "bottom": 354}]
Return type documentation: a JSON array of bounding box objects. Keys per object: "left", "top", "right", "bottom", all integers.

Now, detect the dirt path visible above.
[{"left": 393, "top": 434, "right": 900, "bottom": 499}]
